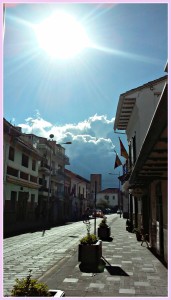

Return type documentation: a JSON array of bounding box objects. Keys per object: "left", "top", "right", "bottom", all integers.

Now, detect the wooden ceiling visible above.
[
  {"left": 117, "top": 98, "right": 136, "bottom": 130},
  {"left": 136, "top": 127, "right": 167, "bottom": 183}
]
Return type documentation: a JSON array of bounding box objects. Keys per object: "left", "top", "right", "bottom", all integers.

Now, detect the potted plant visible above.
[
  {"left": 11, "top": 269, "right": 65, "bottom": 297},
  {"left": 97, "top": 216, "right": 111, "bottom": 240},
  {"left": 133, "top": 228, "right": 142, "bottom": 241},
  {"left": 126, "top": 219, "right": 133, "bottom": 232},
  {"left": 78, "top": 221, "right": 102, "bottom": 265}
]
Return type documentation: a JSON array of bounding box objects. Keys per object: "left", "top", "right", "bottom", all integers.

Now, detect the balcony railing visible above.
[{"left": 39, "top": 161, "right": 50, "bottom": 172}]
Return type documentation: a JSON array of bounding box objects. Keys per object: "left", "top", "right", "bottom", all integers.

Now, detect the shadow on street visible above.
[{"left": 79, "top": 259, "right": 106, "bottom": 273}]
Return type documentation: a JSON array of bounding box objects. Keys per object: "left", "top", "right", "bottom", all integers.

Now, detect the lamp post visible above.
[
  {"left": 108, "top": 172, "right": 121, "bottom": 218},
  {"left": 94, "top": 181, "right": 97, "bottom": 235},
  {"left": 47, "top": 135, "right": 72, "bottom": 225},
  {"left": 59, "top": 141, "right": 72, "bottom": 223},
  {"left": 76, "top": 180, "right": 86, "bottom": 220},
  {"left": 46, "top": 134, "right": 54, "bottom": 225}
]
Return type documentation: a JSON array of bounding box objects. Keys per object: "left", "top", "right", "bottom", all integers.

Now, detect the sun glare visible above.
[{"left": 34, "top": 11, "right": 90, "bottom": 59}]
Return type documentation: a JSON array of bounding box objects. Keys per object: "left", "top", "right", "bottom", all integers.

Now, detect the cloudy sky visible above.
[{"left": 3, "top": 3, "right": 168, "bottom": 188}]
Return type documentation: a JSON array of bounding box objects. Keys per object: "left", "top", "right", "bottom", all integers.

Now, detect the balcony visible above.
[
  {"left": 54, "top": 152, "right": 70, "bottom": 165},
  {"left": 39, "top": 186, "right": 50, "bottom": 196},
  {"left": 51, "top": 169, "right": 65, "bottom": 181},
  {"left": 39, "top": 161, "right": 50, "bottom": 173},
  {"left": 64, "top": 155, "right": 70, "bottom": 165}
]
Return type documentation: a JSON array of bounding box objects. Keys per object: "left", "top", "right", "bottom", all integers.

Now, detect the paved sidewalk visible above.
[{"left": 40, "top": 216, "right": 168, "bottom": 297}]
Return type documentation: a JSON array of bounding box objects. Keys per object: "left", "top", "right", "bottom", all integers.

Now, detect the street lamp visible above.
[
  {"left": 47, "top": 135, "right": 72, "bottom": 224},
  {"left": 94, "top": 181, "right": 97, "bottom": 235},
  {"left": 91, "top": 181, "right": 97, "bottom": 235},
  {"left": 61, "top": 141, "right": 72, "bottom": 223},
  {"left": 46, "top": 134, "right": 54, "bottom": 226},
  {"left": 56, "top": 142, "right": 72, "bottom": 145},
  {"left": 108, "top": 172, "right": 122, "bottom": 218}
]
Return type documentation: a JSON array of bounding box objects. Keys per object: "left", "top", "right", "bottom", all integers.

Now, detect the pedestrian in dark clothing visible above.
[{"left": 82, "top": 207, "right": 90, "bottom": 222}]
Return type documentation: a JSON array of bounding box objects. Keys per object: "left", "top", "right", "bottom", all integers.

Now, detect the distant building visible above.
[
  {"left": 90, "top": 174, "right": 102, "bottom": 193},
  {"left": 96, "top": 188, "right": 119, "bottom": 212},
  {"left": 65, "top": 169, "right": 90, "bottom": 220}
]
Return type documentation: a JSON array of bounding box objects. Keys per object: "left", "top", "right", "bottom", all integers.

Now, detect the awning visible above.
[{"left": 129, "top": 84, "right": 167, "bottom": 185}]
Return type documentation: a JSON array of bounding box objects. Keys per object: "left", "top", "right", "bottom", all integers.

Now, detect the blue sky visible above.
[{"left": 3, "top": 3, "right": 168, "bottom": 188}]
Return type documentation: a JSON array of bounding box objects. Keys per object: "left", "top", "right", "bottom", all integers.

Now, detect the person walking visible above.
[{"left": 82, "top": 207, "right": 90, "bottom": 222}]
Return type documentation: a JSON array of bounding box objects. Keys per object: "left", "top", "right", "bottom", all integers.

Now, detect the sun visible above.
[{"left": 34, "top": 11, "right": 90, "bottom": 59}]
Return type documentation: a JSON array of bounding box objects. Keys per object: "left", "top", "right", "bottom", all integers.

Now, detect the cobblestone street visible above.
[{"left": 3, "top": 215, "right": 168, "bottom": 297}]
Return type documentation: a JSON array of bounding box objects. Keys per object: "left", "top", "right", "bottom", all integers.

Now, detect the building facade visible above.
[
  {"left": 22, "top": 134, "right": 70, "bottom": 226},
  {"left": 114, "top": 74, "right": 168, "bottom": 265},
  {"left": 65, "top": 169, "right": 90, "bottom": 221},
  {"left": 3, "top": 119, "right": 41, "bottom": 236},
  {"left": 96, "top": 188, "right": 119, "bottom": 212}
]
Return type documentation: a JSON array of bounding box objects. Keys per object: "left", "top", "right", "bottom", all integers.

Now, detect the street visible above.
[{"left": 3, "top": 214, "right": 116, "bottom": 296}]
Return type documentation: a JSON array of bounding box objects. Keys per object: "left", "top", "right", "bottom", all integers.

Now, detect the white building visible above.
[
  {"left": 22, "top": 134, "right": 70, "bottom": 225},
  {"left": 114, "top": 74, "right": 168, "bottom": 265},
  {"left": 96, "top": 188, "right": 119, "bottom": 212},
  {"left": 3, "top": 119, "right": 41, "bottom": 236},
  {"left": 65, "top": 169, "right": 90, "bottom": 220}
]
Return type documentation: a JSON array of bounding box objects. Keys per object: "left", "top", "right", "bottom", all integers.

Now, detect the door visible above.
[
  {"left": 17, "top": 192, "right": 29, "bottom": 221},
  {"left": 156, "top": 183, "right": 164, "bottom": 258}
]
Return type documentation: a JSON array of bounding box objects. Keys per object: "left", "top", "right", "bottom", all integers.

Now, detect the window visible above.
[
  {"left": 39, "top": 177, "right": 46, "bottom": 186},
  {"left": 30, "top": 175, "right": 37, "bottom": 183},
  {"left": 104, "top": 195, "right": 109, "bottom": 200},
  {"left": 7, "top": 166, "right": 18, "bottom": 177},
  {"left": 32, "top": 159, "right": 36, "bottom": 171},
  {"left": 20, "top": 171, "right": 29, "bottom": 180},
  {"left": 22, "top": 154, "right": 29, "bottom": 168},
  {"left": 9, "top": 146, "right": 15, "bottom": 161},
  {"left": 113, "top": 196, "right": 115, "bottom": 200}
]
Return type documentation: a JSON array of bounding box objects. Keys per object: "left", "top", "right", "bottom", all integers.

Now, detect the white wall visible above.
[
  {"left": 126, "top": 80, "right": 166, "bottom": 157},
  {"left": 96, "top": 192, "right": 118, "bottom": 208},
  {"left": 4, "top": 136, "right": 39, "bottom": 204}
]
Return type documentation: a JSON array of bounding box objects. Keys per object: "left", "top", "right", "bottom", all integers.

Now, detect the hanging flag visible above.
[
  {"left": 114, "top": 153, "right": 122, "bottom": 169},
  {"left": 119, "top": 137, "right": 129, "bottom": 159}
]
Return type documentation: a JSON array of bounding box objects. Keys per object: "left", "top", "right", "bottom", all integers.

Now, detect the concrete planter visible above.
[
  {"left": 98, "top": 226, "right": 111, "bottom": 240},
  {"left": 78, "top": 240, "right": 102, "bottom": 264}
]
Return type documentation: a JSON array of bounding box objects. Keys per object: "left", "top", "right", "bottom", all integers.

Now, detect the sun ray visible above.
[{"left": 90, "top": 44, "right": 163, "bottom": 65}]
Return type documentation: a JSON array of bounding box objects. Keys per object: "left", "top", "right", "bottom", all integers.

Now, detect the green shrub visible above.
[
  {"left": 80, "top": 233, "right": 98, "bottom": 245},
  {"left": 11, "top": 269, "right": 50, "bottom": 296},
  {"left": 99, "top": 217, "right": 108, "bottom": 228}
]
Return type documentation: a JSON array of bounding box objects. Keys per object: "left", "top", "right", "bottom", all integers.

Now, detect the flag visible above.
[
  {"left": 114, "top": 153, "right": 122, "bottom": 169},
  {"left": 119, "top": 137, "right": 129, "bottom": 159}
]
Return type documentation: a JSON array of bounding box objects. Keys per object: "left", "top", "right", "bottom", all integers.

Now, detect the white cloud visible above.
[{"left": 18, "top": 113, "right": 127, "bottom": 188}]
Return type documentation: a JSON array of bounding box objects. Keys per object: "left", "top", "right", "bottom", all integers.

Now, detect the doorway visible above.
[{"left": 156, "top": 182, "right": 164, "bottom": 258}]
